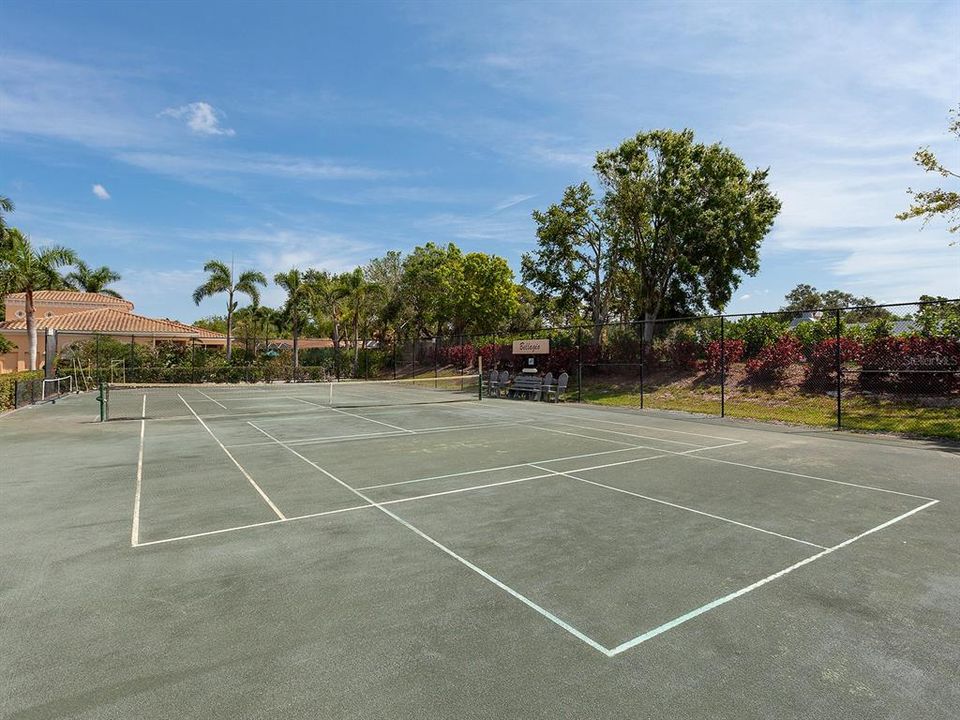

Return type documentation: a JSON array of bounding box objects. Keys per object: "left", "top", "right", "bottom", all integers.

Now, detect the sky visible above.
[{"left": 1, "top": 0, "right": 958, "bottom": 323}]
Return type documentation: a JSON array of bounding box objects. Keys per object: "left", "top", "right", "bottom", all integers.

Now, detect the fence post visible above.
[
  {"left": 392, "top": 336, "right": 397, "bottom": 380},
  {"left": 639, "top": 322, "right": 645, "bottom": 410},
  {"left": 13, "top": 380, "right": 19, "bottom": 409},
  {"left": 335, "top": 339, "right": 341, "bottom": 382},
  {"left": 720, "top": 315, "right": 726, "bottom": 418},
  {"left": 576, "top": 326, "right": 582, "bottom": 403},
  {"left": 835, "top": 308, "right": 842, "bottom": 430},
  {"left": 434, "top": 335, "right": 440, "bottom": 387}
]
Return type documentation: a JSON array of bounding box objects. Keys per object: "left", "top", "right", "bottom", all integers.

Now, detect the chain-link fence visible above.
[
  {"left": 34, "top": 299, "right": 958, "bottom": 439},
  {"left": 573, "top": 300, "right": 959, "bottom": 440}
]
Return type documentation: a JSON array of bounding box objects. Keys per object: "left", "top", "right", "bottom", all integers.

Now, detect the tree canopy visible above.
[{"left": 897, "top": 104, "right": 960, "bottom": 241}]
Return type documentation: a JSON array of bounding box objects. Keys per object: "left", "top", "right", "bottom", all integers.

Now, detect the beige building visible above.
[{"left": 0, "top": 291, "right": 227, "bottom": 373}]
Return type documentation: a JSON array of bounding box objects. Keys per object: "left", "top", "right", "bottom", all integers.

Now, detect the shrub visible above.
[
  {"left": 703, "top": 339, "right": 745, "bottom": 373},
  {"left": 805, "top": 338, "right": 862, "bottom": 383},
  {"left": 0, "top": 370, "right": 44, "bottom": 411},
  {"left": 860, "top": 337, "right": 960, "bottom": 393},
  {"left": 650, "top": 338, "right": 702, "bottom": 370},
  {"left": 727, "top": 314, "right": 791, "bottom": 357},
  {"left": 745, "top": 335, "right": 804, "bottom": 381},
  {"left": 793, "top": 316, "right": 841, "bottom": 353}
]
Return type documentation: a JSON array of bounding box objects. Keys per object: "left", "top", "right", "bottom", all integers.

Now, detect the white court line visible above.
[
  {"left": 358, "top": 445, "right": 654, "bottom": 490},
  {"left": 227, "top": 418, "right": 533, "bottom": 449},
  {"left": 532, "top": 422, "right": 929, "bottom": 501},
  {"left": 197, "top": 390, "right": 228, "bottom": 409},
  {"left": 551, "top": 421, "right": 714, "bottom": 447},
  {"left": 131, "top": 395, "right": 146, "bottom": 547},
  {"left": 529, "top": 463, "right": 826, "bottom": 550},
  {"left": 135, "top": 503, "right": 374, "bottom": 547},
  {"left": 484, "top": 402, "right": 745, "bottom": 443},
  {"left": 672, "top": 451, "right": 937, "bottom": 501},
  {"left": 245, "top": 421, "right": 610, "bottom": 656},
  {"left": 292, "top": 397, "right": 414, "bottom": 433},
  {"left": 605, "top": 498, "right": 940, "bottom": 656},
  {"left": 177, "top": 394, "right": 286, "bottom": 520},
  {"left": 137, "top": 452, "right": 684, "bottom": 547}
]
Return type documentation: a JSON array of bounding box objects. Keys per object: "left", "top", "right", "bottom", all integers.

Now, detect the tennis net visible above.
[{"left": 103, "top": 374, "right": 482, "bottom": 421}]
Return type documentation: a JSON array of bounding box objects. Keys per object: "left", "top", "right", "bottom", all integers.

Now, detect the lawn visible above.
[{"left": 579, "top": 374, "right": 960, "bottom": 441}]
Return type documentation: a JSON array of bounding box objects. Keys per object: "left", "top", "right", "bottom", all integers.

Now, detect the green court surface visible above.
[{"left": 1, "top": 387, "right": 958, "bottom": 719}]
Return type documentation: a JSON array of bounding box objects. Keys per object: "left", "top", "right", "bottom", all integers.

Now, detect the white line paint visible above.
[
  {"left": 552, "top": 421, "right": 711, "bottom": 447},
  {"left": 530, "top": 464, "right": 826, "bottom": 550},
  {"left": 293, "top": 397, "right": 414, "bottom": 433},
  {"left": 135, "top": 503, "right": 373, "bottom": 547},
  {"left": 228, "top": 418, "right": 530, "bottom": 449},
  {"left": 358, "top": 445, "right": 653, "bottom": 490},
  {"left": 549, "top": 414, "right": 743, "bottom": 442},
  {"left": 246, "top": 421, "right": 609, "bottom": 655},
  {"left": 177, "top": 394, "right": 286, "bottom": 520},
  {"left": 605, "top": 499, "right": 940, "bottom": 656},
  {"left": 529, "top": 424, "right": 643, "bottom": 448},
  {"left": 197, "top": 390, "right": 228, "bottom": 409},
  {"left": 131, "top": 395, "right": 146, "bottom": 547},
  {"left": 673, "top": 452, "right": 937, "bottom": 501},
  {"left": 535, "top": 423, "right": 932, "bottom": 501}
]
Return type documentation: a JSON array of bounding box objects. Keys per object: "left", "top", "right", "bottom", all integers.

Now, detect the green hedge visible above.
[{"left": 0, "top": 370, "right": 44, "bottom": 411}]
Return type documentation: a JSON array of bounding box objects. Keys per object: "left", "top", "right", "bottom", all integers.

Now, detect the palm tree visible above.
[
  {"left": 192, "top": 260, "right": 267, "bottom": 361},
  {"left": 64, "top": 260, "right": 123, "bottom": 297},
  {"left": 0, "top": 196, "right": 13, "bottom": 252},
  {"left": 274, "top": 268, "right": 312, "bottom": 376},
  {"left": 0, "top": 229, "right": 78, "bottom": 370},
  {"left": 339, "top": 268, "right": 381, "bottom": 375}
]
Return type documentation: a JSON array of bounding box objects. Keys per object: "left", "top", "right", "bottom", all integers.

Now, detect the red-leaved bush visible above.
[
  {"left": 859, "top": 337, "right": 960, "bottom": 393},
  {"left": 745, "top": 335, "right": 804, "bottom": 381},
  {"left": 703, "top": 339, "right": 746, "bottom": 373},
  {"left": 805, "top": 337, "right": 863, "bottom": 382}
]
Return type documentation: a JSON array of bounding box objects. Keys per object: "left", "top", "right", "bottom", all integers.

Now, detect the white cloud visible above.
[
  {"left": 116, "top": 151, "right": 395, "bottom": 186},
  {"left": 739, "top": 294, "right": 751, "bottom": 300},
  {"left": 91, "top": 184, "right": 111, "bottom": 200},
  {"left": 160, "top": 101, "right": 236, "bottom": 136},
  {"left": 492, "top": 194, "right": 536, "bottom": 212}
]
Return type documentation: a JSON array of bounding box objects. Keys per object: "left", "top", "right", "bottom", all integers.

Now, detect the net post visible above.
[
  {"left": 477, "top": 355, "right": 483, "bottom": 400},
  {"left": 97, "top": 382, "right": 107, "bottom": 422},
  {"left": 720, "top": 315, "right": 725, "bottom": 418},
  {"left": 835, "top": 308, "right": 842, "bottom": 430}
]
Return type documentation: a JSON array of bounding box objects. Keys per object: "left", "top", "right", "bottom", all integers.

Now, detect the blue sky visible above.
[{"left": 1, "top": 0, "right": 958, "bottom": 322}]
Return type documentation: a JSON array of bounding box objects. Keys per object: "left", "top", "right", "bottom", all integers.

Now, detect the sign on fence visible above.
[{"left": 512, "top": 339, "right": 550, "bottom": 355}]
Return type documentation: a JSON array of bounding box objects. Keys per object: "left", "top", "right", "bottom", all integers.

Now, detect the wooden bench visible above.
[{"left": 507, "top": 374, "right": 543, "bottom": 400}]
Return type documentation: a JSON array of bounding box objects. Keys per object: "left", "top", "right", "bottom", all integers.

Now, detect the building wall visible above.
[{"left": 0, "top": 330, "right": 226, "bottom": 373}]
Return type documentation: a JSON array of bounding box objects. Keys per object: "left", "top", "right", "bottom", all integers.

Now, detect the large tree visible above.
[
  {"left": 897, "top": 104, "right": 960, "bottom": 242},
  {"left": 397, "top": 243, "right": 462, "bottom": 336},
  {"left": 0, "top": 229, "right": 78, "bottom": 370},
  {"left": 191, "top": 260, "right": 266, "bottom": 361},
  {"left": 522, "top": 182, "right": 616, "bottom": 342},
  {"left": 64, "top": 260, "right": 123, "bottom": 297},
  {"left": 273, "top": 268, "right": 311, "bottom": 374},
  {"left": 363, "top": 250, "right": 403, "bottom": 338},
  {"left": 304, "top": 269, "right": 349, "bottom": 373},
  {"left": 595, "top": 129, "right": 781, "bottom": 342},
  {"left": 457, "top": 252, "right": 518, "bottom": 335}
]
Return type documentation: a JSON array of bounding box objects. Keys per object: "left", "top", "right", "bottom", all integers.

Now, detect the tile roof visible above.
[
  {"left": 5, "top": 290, "right": 134, "bottom": 310},
  {"left": 0, "top": 308, "right": 226, "bottom": 338}
]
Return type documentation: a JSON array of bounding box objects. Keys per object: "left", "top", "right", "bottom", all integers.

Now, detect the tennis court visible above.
[{"left": 1, "top": 382, "right": 958, "bottom": 719}]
